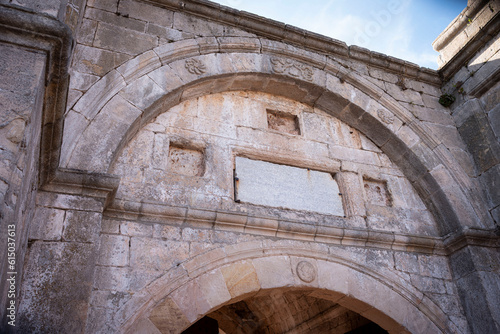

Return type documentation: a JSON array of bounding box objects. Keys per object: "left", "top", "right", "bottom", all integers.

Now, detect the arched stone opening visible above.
[
  {"left": 113, "top": 245, "right": 453, "bottom": 334},
  {"left": 186, "top": 288, "right": 389, "bottom": 334}
]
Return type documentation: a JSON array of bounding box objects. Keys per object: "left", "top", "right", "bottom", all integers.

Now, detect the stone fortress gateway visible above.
[{"left": 0, "top": 0, "right": 499, "bottom": 332}]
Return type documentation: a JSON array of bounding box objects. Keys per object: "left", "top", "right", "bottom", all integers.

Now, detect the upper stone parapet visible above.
[{"left": 433, "top": 0, "right": 499, "bottom": 74}]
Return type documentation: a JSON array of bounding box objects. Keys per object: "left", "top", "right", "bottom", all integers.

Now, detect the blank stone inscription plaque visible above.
[{"left": 235, "top": 157, "right": 344, "bottom": 216}]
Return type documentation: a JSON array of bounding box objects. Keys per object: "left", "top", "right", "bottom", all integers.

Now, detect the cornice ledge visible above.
[
  {"left": 438, "top": 10, "right": 500, "bottom": 80},
  {"left": 443, "top": 227, "right": 500, "bottom": 254},
  {"left": 106, "top": 199, "right": 445, "bottom": 255},
  {"left": 41, "top": 168, "right": 120, "bottom": 203},
  {"left": 432, "top": 0, "right": 489, "bottom": 51},
  {"left": 143, "top": 0, "right": 441, "bottom": 85}
]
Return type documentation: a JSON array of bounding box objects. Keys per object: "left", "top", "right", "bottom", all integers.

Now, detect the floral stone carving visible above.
[
  {"left": 270, "top": 57, "right": 314, "bottom": 81},
  {"left": 185, "top": 58, "right": 207, "bottom": 75},
  {"left": 377, "top": 109, "right": 394, "bottom": 124}
]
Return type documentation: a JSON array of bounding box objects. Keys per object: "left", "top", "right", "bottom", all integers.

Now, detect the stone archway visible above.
[
  {"left": 60, "top": 38, "right": 489, "bottom": 238},
  {"left": 111, "top": 241, "right": 453, "bottom": 334}
]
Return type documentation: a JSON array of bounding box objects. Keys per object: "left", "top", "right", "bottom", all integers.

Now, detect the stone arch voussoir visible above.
[{"left": 110, "top": 241, "right": 456, "bottom": 334}]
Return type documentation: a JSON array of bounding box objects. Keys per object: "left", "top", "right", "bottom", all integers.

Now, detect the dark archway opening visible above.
[{"left": 182, "top": 289, "right": 388, "bottom": 334}]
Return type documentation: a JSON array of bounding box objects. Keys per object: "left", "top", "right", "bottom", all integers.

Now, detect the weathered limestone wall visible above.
[
  {"left": 111, "top": 91, "right": 437, "bottom": 236},
  {"left": 441, "top": 27, "right": 500, "bottom": 226},
  {"left": 17, "top": 191, "right": 105, "bottom": 333},
  {"left": 0, "top": 0, "right": 87, "bottom": 33},
  {"left": 433, "top": 2, "right": 500, "bottom": 333},
  {"left": 0, "top": 42, "right": 46, "bottom": 328},
  {"left": 0, "top": 0, "right": 498, "bottom": 333},
  {"left": 85, "top": 91, "right": 467, "bottom": 333}
]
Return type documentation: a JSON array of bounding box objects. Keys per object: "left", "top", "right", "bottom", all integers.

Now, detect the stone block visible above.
[
  {"left": 72, "top": 44, "right": 131, "bottom": 77},
  {"left": 121, "top": 222, "right": 153, "bottom": 237},
  {"left": 455, "top": 272, "right": 499, "bottom": 334},
  {"left": 118, "top": 0, "right": 175, "bottom": 27},
  {"left": 253, "top": 256, "right": 294, "bottom": 289},
  {"left": 73, "top": 69, "right": 127, "bottom": 119},
  {"left": 117, "top": 50, "right": 161, "bottom": 83},
  {"left": 330, "top": 145, "right": 381, "bottom": 166},
  {"left": 85, "top": 7, "right": 146, "bottom": 32},
  {"left": 69, "top": 95, "right": 142, "bottom": 171},
  {"left": 94, "top": 22, "right": 157, "bottom": 56},
  {"left": 126, "top": 318, "right": 162, "bottom": 334},
  {"left": 60, "top": 110, "right": 90, "bottom": 166},
  {"left": 235, "top": 157, "right": 344, "bottom": 216},
  {"left": 98, "top": 234, "right": 130, "bottom": 266},
  {"left": 119, "top": 74, "right": 166, "bottom": 111},
  {"left": 18, "top": 241, "right": 98, "bottom": 333},
  {"left": 418, "top": 255, "right": 452, "bottom": 279},
  {"left": 36, "top": 191, "right": 103, "bottom": 212},
  {"left": 170, "top": 279, "right": 211, "bottom": 323},
  {"left": 149, "top": 297, "right": 191, "bottom": 333},
  {"left": 153, "top": 39, "right": 200, "bottom": 64},
  {"left": 63, "top": 210, "right": 102, "bottom": 243},
  {"left": 94, "top": 265, "right": 130, "bottom": 291},
  {"left": 69, "top": 70, "right": 100, "bottom": 92},
  {"left": 87, "top": 0, "right": 118, "bottom": 12},
  {"left": 480, "top": 165, "right": 500, "bottom": 208},
  {"left": 29, "top": 207, "right": 65, "bottom": 241},
  {"left": 220, "top": 261, "right": 260, "bottom": 299},
  {"left": 489, "top": 103, "right": 500, "bottom": 139},
  {"left": 130, "top": 237, "right": 189, "bottom": 271},
  {"left": 173, "top": 12, "right": 224, "bottom": 37},
  {"left": 76, "top": 18, "right": 98, "bottom": 46},
  {"left": 101, "top": 218, "right": 120, "bottom": 233},
  {"left": 317, "top": 260, "right": 349, "bottom": 295},
  {"left": 218, "top": 36, "right": 261, "bottom": 53},
  {"left": 153, "top": 224, "right": 182, "bottom": 240},
  {"left": 196, "top": 269, "right": 231, "bottom": 309}
]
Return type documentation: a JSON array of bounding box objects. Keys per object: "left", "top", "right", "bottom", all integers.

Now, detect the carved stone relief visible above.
[
  {"left": 185, "top": 58, "right": 207, "bottom": 75},
  {"left": 270, "top": 57, "right": 314, "bottom": 81},
  {"left": 377, "top": 109, "right": 394, "bottom": 124},
  {"left": 296, "top": 261, "right": 316, "bottom": 283}
]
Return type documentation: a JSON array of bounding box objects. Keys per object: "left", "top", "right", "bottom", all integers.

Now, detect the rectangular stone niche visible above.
[
  {"left": 234, "top": 157, "right": 344, "bottom": 216},
  {"left": 363, "top": 178, "right": 392, "bottom": 206},
  {"left": 267, "top": 109, "right": 300, "bottom": 135},
  {"left": 168, "top": 145, "right": 205, "bottom": 177}
]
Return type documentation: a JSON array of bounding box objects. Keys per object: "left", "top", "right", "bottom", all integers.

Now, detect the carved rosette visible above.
[
  {"left": 185, "top": 58, "right": 207, "bottom": 75},
  {"left": 270, "top": 57, "right": 314, "bottom": 81},
  {"left": 296, "top": 261, "right": 316, "bottom": 283},
  {"left": 377, "top": 109, "right": 395, "bottom": 124}
]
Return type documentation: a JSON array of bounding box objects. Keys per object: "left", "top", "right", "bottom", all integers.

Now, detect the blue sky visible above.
[{"left": 211, "top": 0, "right": 466, "bottom": 69}]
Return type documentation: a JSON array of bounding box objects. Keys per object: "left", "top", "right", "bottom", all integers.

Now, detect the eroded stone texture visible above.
[
  {"left": 267, "top": 109, "right": 301, "bottom": 135},
  {"left": 168, "top": 146, "right": 205, "bottom": 177}
]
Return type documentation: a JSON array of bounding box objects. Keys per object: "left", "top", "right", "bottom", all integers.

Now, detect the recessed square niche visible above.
[
  {"left": 168, "top": 145, "right": 205, "bottom": 177},
  {"left": 267, "top": 109, "right": 300, "bottom": 135},
  {"left": 363, "top": 178, "right": 392, "bottom": 206},
  {"left": 234, "top": 157, "right": 344, "bottom": 216}
]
